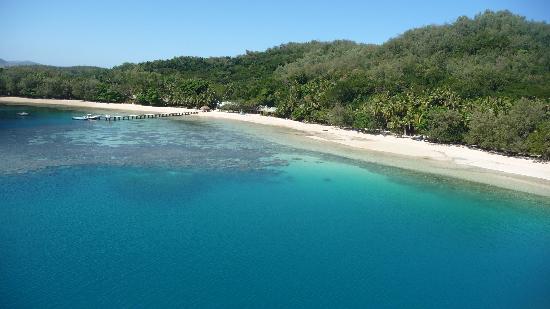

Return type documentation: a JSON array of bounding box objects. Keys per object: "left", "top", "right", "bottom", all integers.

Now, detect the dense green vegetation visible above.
[{"left": 1, "top": 10, "right": 549, "bottom": 158}]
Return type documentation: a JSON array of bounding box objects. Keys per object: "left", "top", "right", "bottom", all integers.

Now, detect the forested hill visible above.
[
  {"left": 1, "top": 10, "right": 549, "bottom": 158},
  {"left": 129, "top": 10, "right": 549, "bottom": 99}
]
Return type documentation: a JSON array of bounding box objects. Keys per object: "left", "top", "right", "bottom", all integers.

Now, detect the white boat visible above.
[
  {"left": 17, "top": 112, "right": 29, "bottom": 116},
  {"left": 72, "top": 113, "right": 101, "bottom": 120}
]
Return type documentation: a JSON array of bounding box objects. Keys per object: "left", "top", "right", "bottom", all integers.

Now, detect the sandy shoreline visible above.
[{"left": 2, "top": 96, "right": 549, "bottom": 197}]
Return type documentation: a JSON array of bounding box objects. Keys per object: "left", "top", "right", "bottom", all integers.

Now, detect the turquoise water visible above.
[{"left": 1, "top": 104, "right": 549, "bottom": 308}]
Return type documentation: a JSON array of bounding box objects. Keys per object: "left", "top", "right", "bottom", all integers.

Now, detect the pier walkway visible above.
[{"left": 103, "top": 111, "right": 199, "bottom": 121}]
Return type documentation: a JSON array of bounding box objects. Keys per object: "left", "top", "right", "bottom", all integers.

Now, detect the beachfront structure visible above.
[
  {"left": 259, "top": 106, "right": 277, "bottom": 116},
  {"left": 217, "top": 101, "right": 234, "bottom": 108}
]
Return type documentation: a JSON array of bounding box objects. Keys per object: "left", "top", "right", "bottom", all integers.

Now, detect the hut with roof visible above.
[{"left": 259, "top": 106, "right": 277, "bottom": 116}]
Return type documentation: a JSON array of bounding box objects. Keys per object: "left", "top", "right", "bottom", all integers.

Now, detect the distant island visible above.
[
  {"left": 1, "top": 10, "right": 548, "bottom": 159},
  {"left": 0, "top": 58, "right": 39, "bottom": 68}
]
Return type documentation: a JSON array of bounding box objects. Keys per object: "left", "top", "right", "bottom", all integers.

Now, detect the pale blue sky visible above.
[{"left": 1, "top": 0, "right": 548, "bottom": 67}]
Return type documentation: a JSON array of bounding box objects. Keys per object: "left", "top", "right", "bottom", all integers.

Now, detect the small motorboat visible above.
[
  {"left": 17, "top": 112, "right": 29, "bottom": 116},
  {"left": 72, "top": 113, "right": 101, "bottom": 120}
]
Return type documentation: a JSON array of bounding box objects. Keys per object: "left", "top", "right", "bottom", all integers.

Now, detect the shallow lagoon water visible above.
[{"left": 1, "top": 104, "right": 549, "bottom": 308}]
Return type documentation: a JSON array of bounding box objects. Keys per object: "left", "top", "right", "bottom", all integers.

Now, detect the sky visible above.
[{"left": 0, "top": 0, "right": 548, "bottom": 68}]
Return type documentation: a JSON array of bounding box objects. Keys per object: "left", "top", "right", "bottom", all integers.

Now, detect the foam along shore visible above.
[{"left": 2, "top": 96, "right": 550, "bottom": 196}]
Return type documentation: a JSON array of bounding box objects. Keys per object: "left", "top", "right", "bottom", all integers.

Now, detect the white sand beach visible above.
[{"left": 2, "top": 97, "right": 549, "bottom": 196}]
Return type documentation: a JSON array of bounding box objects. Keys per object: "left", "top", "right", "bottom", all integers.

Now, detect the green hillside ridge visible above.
[{"left": 1, "top": 10, "right": 549, "bottom": 158}]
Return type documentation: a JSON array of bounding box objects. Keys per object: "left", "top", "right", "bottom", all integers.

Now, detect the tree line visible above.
[{"left": 0, "top": 10, "right": 548, "bottom": 158}]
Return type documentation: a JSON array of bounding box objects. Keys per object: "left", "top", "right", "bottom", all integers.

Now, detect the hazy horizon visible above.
[{"left": 1, "top": 0, "right": 549, "bottom": 68}]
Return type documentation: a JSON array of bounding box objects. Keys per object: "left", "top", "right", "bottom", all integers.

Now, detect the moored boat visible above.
[
  {"left": 17, "top": 112, "right": 29, "bottom": 116},
  {"left": 72, "top": 114, "right": 101, "bottom": 120}
]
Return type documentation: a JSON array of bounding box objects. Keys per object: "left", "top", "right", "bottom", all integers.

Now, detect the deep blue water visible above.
[{"left": 1, "top": 104, "right": 549, "bottom": 308}]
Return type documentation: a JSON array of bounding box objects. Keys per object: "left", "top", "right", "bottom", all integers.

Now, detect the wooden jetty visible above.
[{"left": 103, "top": 111, "right": 198, "bottom": 121}]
